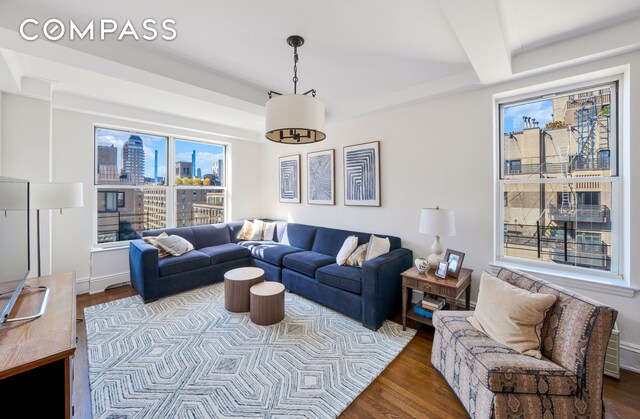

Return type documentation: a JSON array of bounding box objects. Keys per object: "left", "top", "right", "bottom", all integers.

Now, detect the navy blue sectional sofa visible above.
[{"left": 129, "top": 220, "right": 412, "bottom": 330}]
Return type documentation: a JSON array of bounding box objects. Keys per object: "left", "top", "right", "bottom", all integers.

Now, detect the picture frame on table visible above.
[
  {"left": 444, "top": 249, "right": 465, "bottom": 278},
  {"left": 435, "top": 260, "right": 449, "bottom": 279}
]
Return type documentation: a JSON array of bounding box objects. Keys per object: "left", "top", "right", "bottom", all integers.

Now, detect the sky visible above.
[
  {"left": 503, "top": 99, "right": 553, "bottom": 133},
  {"left": 96, "top": 128, "right": 224, "bottom": 179}
]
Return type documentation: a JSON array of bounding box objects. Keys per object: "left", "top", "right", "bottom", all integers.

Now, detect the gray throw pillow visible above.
[{"left": 157, "top": 235, "right": 194, "bottom": 256}]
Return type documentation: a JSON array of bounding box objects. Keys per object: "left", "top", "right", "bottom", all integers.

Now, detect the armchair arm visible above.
[
  {"left": 129, "top": 240, "right": 160, "bottom": 302},
  {"left": 361, "top": 248, "right": 413, "bottom": 330}
]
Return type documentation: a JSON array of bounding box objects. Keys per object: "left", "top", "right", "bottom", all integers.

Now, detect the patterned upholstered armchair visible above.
[{"left": 431, "top": 267, "right": 617, "bottom": 418}]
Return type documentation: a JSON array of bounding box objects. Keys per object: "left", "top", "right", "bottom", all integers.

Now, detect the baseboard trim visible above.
[
  {"left": 90, "top": 272, "right": 130, "bottom": 294},
  {"left": 76, "top": 276, "right": 91, "bottom": 295},
  {"left": 620, "top": 341, "right": 640, "bottom": 374}
]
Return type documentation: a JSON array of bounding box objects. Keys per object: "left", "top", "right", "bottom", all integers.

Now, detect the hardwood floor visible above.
[{"left": 75, "top": 286, "right": 640, "bottom": 419}]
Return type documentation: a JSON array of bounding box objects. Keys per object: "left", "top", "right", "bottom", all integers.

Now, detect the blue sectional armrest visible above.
[
  {"left": 361, "top": 248, "right": 413, "bottom": 330},
  {"left": 129, "top": 239, "right": 160, "bottom": 302}
]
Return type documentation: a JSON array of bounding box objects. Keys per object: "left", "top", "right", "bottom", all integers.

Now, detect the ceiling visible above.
[{"left": 0, "top": 0, "right": 639, "bottom": 139}]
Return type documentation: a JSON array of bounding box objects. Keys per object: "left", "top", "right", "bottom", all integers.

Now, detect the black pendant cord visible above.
[{"left": 292, "top": 45, "right": 298, "bottom": 94}]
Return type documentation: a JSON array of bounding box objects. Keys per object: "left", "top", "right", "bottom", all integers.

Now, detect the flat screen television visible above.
[{"left": 0, "top": 176, "right": 42, "bottom": 323}]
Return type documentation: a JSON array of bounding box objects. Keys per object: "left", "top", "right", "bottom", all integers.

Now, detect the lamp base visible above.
[{"left": 427, "top": 253, "right": 442, "bottom": 269}]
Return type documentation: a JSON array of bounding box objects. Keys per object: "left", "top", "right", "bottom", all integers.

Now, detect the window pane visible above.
[
  {"left": 502, "top": 85, "right": 613, "bottom": 180},
  {"left": 503, "top": 182, "right": 612, "bottom": 271},
  {"left": 96, "top": 128, "right": 167, "bottom": 186},
  {"left": 175, "top": 188, "right": 225, "bottom": 227},
  {"left": 97, "top": 188, "right": 167, "bottom": 243},
  {"left": 174, "top": 139, "right": 225, "bottom": 186}
]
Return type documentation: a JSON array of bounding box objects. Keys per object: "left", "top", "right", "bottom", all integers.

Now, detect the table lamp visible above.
[
  {"left": 30, "top": 182, "right": 83, "bottom": 276},
  {"left": 419, "top": 207, "right": 456, "bottom": 269}
]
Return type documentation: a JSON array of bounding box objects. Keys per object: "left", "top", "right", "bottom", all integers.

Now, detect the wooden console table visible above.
[
  {"left": 401, "top": 266, "right": 472, "bottom": 331},
  {"left": 0, "top": 272, "right": 77, "bottom": 418}
]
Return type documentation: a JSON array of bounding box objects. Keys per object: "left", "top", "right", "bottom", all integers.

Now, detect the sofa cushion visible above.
[
  {"left": 157, "top": 250, "right": 210, "bottom": 277},
  {"left": 433, "top": 311, "right": 578, "bottom": 396},
  {"left": 282, "top": 251, "right": 335, "bottom": 277},
  {"left": 239, "top": 241, "right": 303, "bottom": 265},
  {"left": 312, "top": 227, "right": 402, "bottom": 257},
  {"left": 190, "top": 223, "right": 231, "bottom": 249},
  {"left": 283, "top": 224, "right": 318, "bottom": 250},
  {"left": 199, "top": 243, "right": 250, "bottom": 265},
  {"left": 316, "top": 263, "right": 362, "bottom": 294}
]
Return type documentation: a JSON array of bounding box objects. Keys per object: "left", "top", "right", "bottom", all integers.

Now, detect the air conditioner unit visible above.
[{"left": 604, "top": 322, "right": 619, "bottom": 379}]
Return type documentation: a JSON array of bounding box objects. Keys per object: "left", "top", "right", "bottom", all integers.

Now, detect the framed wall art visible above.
[
  {"left": 279, "top": 154, "right": 300, "bottom": 203},
  {"left": 343, "top": 141, "right": 380, "bottom": 206},
  {"left": 307, "top": 149, "right": 335, "bottom": 205}
]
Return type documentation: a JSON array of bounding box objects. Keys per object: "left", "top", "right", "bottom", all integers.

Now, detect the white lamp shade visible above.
[
  {"left": 419, "top": 208, "right": 456, "bottom": 236},
  {"left": 0, "top": 179, "right": 29, "bottom": 210},
  {"left": 265, "top": 94, "right": 326, "bottom": 144},
  {"left": 30, "top": 182, "right": 83, "bottom": 210}
]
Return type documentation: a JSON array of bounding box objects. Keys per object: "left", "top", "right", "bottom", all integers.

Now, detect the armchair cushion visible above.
[
  {"left": 434, "top": 311, "right": 578, "bottom": 396},
  {"left": 157, "top": 250, "right": 210, "bottom": 277},
  {"left": 282, "top": 251, "right": 335, "bottom": 277}
]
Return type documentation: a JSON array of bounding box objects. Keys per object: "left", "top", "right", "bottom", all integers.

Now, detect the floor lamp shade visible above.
[
  {"left": 30, "top": 182, "right": 83, "bottom": 210},
  {"left": 265, "top": 94, "right": 326, "bottom": 144}
]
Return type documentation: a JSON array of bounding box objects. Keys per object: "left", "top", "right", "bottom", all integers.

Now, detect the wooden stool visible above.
[
  {"left": 224, "top": 267, "right": 264, "bottom": 313},
  {"left": 249, "top": 282, "right": 285, "bottom": 326}
]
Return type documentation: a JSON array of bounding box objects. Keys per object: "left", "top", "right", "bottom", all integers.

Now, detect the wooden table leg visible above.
[
  {"left": 402, "top": 286, "right": 408, "bottom": 331},
  {"left": 465, "top": 285, "right": 471, "bottom": 310}
]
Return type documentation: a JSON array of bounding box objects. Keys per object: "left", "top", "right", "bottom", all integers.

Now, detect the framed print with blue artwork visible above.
[
  {"left": 307, "top": 149, "right": 335, "bottom": 205},
  {"left": 343, "top": 141, "right": 380, "bottom": 206}
]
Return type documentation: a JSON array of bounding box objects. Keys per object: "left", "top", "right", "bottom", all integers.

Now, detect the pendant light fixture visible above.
[{"left": 265, "top": 35, "right": 326, "bottom": 144}]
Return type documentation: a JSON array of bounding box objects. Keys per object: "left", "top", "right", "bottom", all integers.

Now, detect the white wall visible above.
[
  {"left": 1, "top": 95, "right": 263, "bottom": 293},
  {"left": 260, "top": 52, "right": 640, "bottom": 371}
]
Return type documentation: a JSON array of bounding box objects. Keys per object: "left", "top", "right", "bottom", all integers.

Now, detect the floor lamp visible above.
[{"left": 30, "top": 182, "right": 83, "bottom": 277}]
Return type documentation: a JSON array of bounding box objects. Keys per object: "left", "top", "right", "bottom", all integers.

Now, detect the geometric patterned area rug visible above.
[{"left": 85, "top": 282, "right": 416, "bottom": 418}]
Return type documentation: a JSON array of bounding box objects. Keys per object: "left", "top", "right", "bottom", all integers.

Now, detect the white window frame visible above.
[
  {"left": 93, "top": 125, "right": 229, "bottom": 247},
  {"left": 494, "top": 78, "right": 623, "bottom": 281}
]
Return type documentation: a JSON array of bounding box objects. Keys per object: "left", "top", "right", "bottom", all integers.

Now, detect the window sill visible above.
[
  {"left": 490, "top": 260, "right": 637, "bottom": 298},
  {"left": 91, "top": 243, "right": 130, "bottom": 253}
]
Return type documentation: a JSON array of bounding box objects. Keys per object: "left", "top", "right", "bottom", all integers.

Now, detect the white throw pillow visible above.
[
  {"left": 336, "top": 236, "right": 358, "bottom": 266},
  {"left": 467, "top": 272, "right": 557, "bottom": 358},
  {"left": 263, "top": 221, "right": 277, "bottom": 241},
  {"left": 365, "top": 234, "right": 390, "bottom": 261},
  {"left": 251, "top": 219, "right": 265, "bottom": 240},
  {"left": 157, "top": 235, "right": 194, "bottom": 257},
  {"left": 280, "top": 226, "right": 290, "bottom": 245}
]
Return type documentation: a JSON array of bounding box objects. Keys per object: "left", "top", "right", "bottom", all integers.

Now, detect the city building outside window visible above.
[
  {"left": 94, "top": 127, "right": 227, "bottom": 245},
  {"left": 497, "top": 81, "right": 620, "bottom": 276}
]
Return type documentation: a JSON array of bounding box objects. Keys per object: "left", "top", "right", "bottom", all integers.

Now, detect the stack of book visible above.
[{"left": 421, "top": 294, "right": 446, "bottom": 311}]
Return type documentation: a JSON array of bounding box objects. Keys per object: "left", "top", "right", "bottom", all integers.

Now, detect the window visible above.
[
  {"left": 498, "top": 82, "right": 619, "bottom": 274},
  {"left": 95, "top": 128, "right": 227, "bottom": 244}
]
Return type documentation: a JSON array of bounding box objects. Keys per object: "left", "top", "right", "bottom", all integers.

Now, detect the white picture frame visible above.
[
  {"left": 307, "top": 149, "right": 335, "bottom": 205},
  {"left": 279, "top": 154, "right": 301, "bottom": 203},
  {"left": 343, "top": 141, "right": 380, "bottom": 206}
]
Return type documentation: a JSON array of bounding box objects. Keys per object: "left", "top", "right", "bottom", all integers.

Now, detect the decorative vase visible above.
[{"left": 415, "top": 257, "right": 429, "bottom": 273}]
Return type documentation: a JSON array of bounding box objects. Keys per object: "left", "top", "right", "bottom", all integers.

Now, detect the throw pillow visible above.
[
  {"left": 143, "top": 232, "right": 170, "bottom": 258},
  {"left": 365, "top": 234, "right": 390, "bottom": 261},
  {"left": 467, "top": 272, "right": 557, "bottom": 358},
  {"left": 237, "top": 219, "right": 254, "bottom": 240},
  {"left": 345, "top": 243, "right": 368, "bottom": 267},
  {"left": 156, "top": 235, "right": 195, "bottom": 257},
  {"left": 280, "top": 226, "right": 291, "bottom": 245},
  {"left": 262, "top": 221, "right": 277, "bottom": 241},
  {"left": 336, "top": 236, "right": 358, "bottom": 265},
  {"left": 251, "top": 219, "right": 265, "bottom": 240}
]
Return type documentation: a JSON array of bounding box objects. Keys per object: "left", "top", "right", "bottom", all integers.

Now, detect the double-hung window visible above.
[
  {"left": 497, "top": 81, "right": 619, "bottom": 275},
  {"left": 94, "top": 127, "right": 227, "bottom": 245}
]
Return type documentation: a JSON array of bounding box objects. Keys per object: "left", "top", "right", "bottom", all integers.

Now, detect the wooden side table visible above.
[
  {"left": 401, "top": 266, "right": 473, "bottom": 331},
  {"left": 224, "top": 267, "right": 265, "bottom": 313},
  {"left": 250, "top": 282, "right": 285, "bottom": 326}
]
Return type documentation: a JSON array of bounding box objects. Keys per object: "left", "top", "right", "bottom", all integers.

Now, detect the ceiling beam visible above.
[
  {"left": 512, "top": 15, "right": 640, "bottom": 75},
  {"left": 0, "top": 48, "right": 24, "bottom": 92},
  {"left": 437, "top": 0, "right": 511, "bottom": 84}
]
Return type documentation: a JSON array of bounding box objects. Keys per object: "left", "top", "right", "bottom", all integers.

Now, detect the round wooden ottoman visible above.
[
  {"left": 224, "top": 267, "right": 264, "bottom": 313},
  {"left": 249, "top": 282, "right": 285, "bottom": 326}
]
